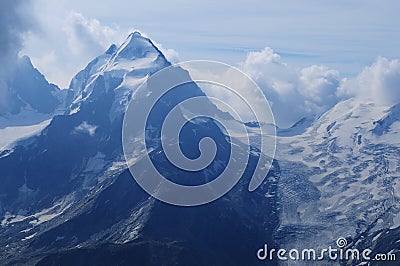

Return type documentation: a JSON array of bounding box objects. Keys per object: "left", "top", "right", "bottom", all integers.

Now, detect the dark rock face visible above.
[
  {"left": 0, "top": 33, "right": 281, "bottom": 266},
  {"left": 0, "top": 56, "right": 61, "bottom": 115}
]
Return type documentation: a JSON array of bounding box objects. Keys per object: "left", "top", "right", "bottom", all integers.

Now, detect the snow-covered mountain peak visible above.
[
  {"left": 0, "top": 55, "right": 62, "bottom": 116},
  {"left": 68, "top": 32, "right": 164, "bottom": 92},
  {"left": 111, "top": 31, "right": 165, "bottom": 63},
  {"left": 17, "top": 55, "right": 33, "bottom": 68},
  {"left": 105, "top": 44, "right": 118, "bottom": 55},
  {"left": 278, "top": 98, "right": 399, "bottom": 163},
  {"left": 67, "top": 33, "right": 170, "bottom": 120}
]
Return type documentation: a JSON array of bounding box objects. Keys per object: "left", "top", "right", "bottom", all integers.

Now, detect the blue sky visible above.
[{"left": 20, "top": 0, "right": 400, "bottom": 89}]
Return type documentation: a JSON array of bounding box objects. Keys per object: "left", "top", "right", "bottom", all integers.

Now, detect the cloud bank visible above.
[
  {"left": 242, "top": 47, "right": 342, "bottom": 128},
  {"left": 0, "top": 0, "right": 35, "bottom": 76},
  {"left": 63, "top": 12, "right": 120, "bottom": 58},
  {"left": 242, "top": 48, "right": 400, "bottom": 128},
  {"left": 338, "top": 57, "right": 400, "bottom": 106},
  {"left": 24, "top": 11, "right": 123, "bottom": 88}
]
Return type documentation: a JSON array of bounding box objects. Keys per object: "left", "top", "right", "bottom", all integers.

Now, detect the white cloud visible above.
[
  {"left": 298, "top": 65, "right": 340, "bottom": 114},
  {"left": 0, "top": 0, "right": 36, "bottom": 77},
  {"left": 21, "top": 10, "right": 125, "bottom": 88},
  {"left": 63, "top": 12, "right": 120, "bottom": 57},
  {"left": 242, "top": 49, "right": 400, "bottom": 128},
  {"left": 338, "top": 57, "right": 400, "bottom": 106},
  {"left": 73, "top": 121, "right": 97, "bottom": 136},
  {"left": 19, "top": 0, "right": 400, "bottom": 90},
  {"left": 242, "top": 47, "right": 342, "bottom": 128}
]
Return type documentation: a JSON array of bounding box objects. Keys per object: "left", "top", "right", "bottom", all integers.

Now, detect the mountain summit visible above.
[
  {"left": 67, "top": 32, "right": 170, "bottom": 120},
  {"left": 0, "top": 56, "right": 62, "bottom": 116},
  {"left": 0, "top": 33, "right": 278, "bottom": 265}
]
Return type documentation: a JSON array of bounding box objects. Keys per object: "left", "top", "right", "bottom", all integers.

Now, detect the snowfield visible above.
[
  {"left": 276, "top": 98, "right": 400, "bottom": 253},
  {"left": 0, "top": 116, "right": 52, "bottom": 151}
]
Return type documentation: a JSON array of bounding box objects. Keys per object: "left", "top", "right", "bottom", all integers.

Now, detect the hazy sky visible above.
[{"left": 18, "top": 0, "right": 400, "bottom": 89}]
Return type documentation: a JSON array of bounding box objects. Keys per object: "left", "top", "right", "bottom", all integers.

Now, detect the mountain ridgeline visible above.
[
  {"left": 0, "top": 32, "right": 398, "bottom": 265},
  {"left": 0, "top": 32, "right": 280, "bottom": 265},
  {"left": 0, "top": 56, "right": 63, "bottom": 116}
]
